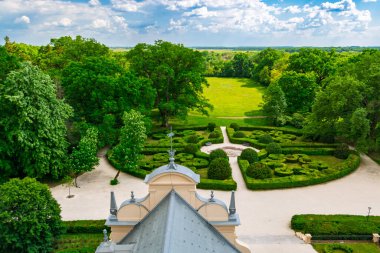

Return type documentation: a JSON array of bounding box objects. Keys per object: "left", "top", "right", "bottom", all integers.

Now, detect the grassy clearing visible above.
[
  {"left": 202, "top": 77, "right": 265, "bottom": 117},
  {"left": 313, "top": 243, "right": 380, "bottom": 253},
  {"left": 54, "top": 233, "right": 100, "bottom": 253}
]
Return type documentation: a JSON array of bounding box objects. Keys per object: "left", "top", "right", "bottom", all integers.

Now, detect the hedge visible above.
[
  {"left": 107, "top": 151, "right": 147, "bottom": 179},
  {"left": 197, "top": 178, "right": 237, "bottom": 191},
  {"left": 63, "top": 220, "right": 107, "bottom": 234},
  {"left": 226, "top": 127, "right": 338, "bottom": 149},
  {"left": 238, "top": 151, "right": 360, "bottom": 190},
  {"left": 291, "top": 214, "right": 380, "bottom": 239}
]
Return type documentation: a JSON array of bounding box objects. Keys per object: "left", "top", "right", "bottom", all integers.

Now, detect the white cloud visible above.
[
  {"left": 362, "top": 0, "right": 377, "bottom": 2},
  {"left": 59, "top": 18, "right": 72, "bottom": 27},
  {"left": 89, "top": 0, "right": 101, "bottom": 6},
  {"left": 92, "top": 19, "right": 109, "bottom": 29},
  {"left": 284, "top": 5, "right": 302, "bottom": 14},
  {"left": 183, "top": 6, "right": 217, "bottom": 18},
  {"left": 14, "top": 15, "right": 30, "bottom": 24},
  {"left": 111, "top": 0, "right": 146, "bottom": 12}
]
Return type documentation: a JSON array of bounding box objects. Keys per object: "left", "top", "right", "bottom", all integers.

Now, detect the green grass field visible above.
[
  {"left": 313, "top": 243, "right": 380, "bottom": 253},
  {"left": 166, "top": 77, "right": 268, "bottom": 128},
  {"left": 202, "top": 77, "right": 265, "bottom": 117}
]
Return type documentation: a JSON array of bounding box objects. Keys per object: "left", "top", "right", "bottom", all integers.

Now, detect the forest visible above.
[{"left": 0, "top": 35, "right": 379, "bottom": 184}]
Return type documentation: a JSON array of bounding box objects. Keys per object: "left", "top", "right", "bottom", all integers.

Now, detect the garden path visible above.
[{"left": 51, "top": 127, "right": 380, "bottom": 253}]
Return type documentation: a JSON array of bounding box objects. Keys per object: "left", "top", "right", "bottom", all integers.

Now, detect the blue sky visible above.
[{"left": 0, "top": 0, "right": 379, "bottom": 47}]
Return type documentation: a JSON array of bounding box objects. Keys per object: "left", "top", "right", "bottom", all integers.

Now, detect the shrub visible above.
[
  {"left": 290, "top": 113, "right": 305, "bottom": 129},
  {"left": 184, "top": 144, "right": 198, "bottom": 154},
  {"left": 207, "top": 122, "right": 217, "bottom": 132},
  {"left": 266, "top": 142, "right": 282, "bottom": 154},
  {"left": 258, "top": 134, "right": 274, "bottom": 144},
  {"left": 192, "top": 158, "right": 209, "bottom": 168},
  {"left": 324, "top": 244, "right": 353, "bottom": 253},
  {"left": 233, "top": 131, "right": 246, "bottom": 138},
  {"left": 246, "top": 163, "right": 272, "bottom": 179},
  {"left": 0, "top": 178, "right": 63, "bottom": 253},
  {"left": 186, "top": 134, "right": 199, "bottom": 143},
  {"left": 63, "top": 220, "right": 108, "bottom": 234},
  {"left": 209, "top": 131, "right": 221, "bottom": 139},
  {"left": 208, "top": 158, "right": 232, "bottom": 180},
  {"left": 334, "top": 143, "right": 350, "bottom": 159},
  {"left": 230, "top": 123, "right": 240, "bottom": 131},
  {"left": 110, "top": 178, "right": 119, "bottom": 185},
  {"left": 209, "top": 149, "right": 228, "bottom": 161},
  {"left": 240, "top": 149, "right": 259, "bottom": 164},
  {"left": 197, "top": 178, "right": 237, "bottom": 191}
]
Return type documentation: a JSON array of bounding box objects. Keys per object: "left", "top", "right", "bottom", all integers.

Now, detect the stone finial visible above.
[
  {"left": 209, "top": 191, "right": 215, "bottom": 202},
  {"left": 167, "top": 128, "right": 177, "bottom": 170},
  {"left": 110, "top": 191, "right": 118, "bottom": 217},
  {"left": 103, "top": 229, "right": 109, "bottom": 242},
  {"left": 130, "top": 191, "right": 135, "bottom": 202},
  {"left": 229, "top": 191, "right": 236, "bottom": 215}
]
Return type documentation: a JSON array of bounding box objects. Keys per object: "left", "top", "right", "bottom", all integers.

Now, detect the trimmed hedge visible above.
[
  {"left": 238, "top": 151, "right": 360, "bottom": 190},
  {"left": 291, "top": 214, "right": 380, "bottom": 237},
  {"left": 107, "top": 151, "right": 147, "bottom": 179},
  {"left": 197, "top": 178, "right": 237, "bottom": 191},
  {"left": 324, "top": 244, "right": 353, "bottom": 253},
  {"left": 63, "top": 220, "right": 107, "bottom": 234},
  {"left": 208, "top": 158, "right": 232, "bottom": 180},
  {"left": 240, "top": 148, "right": 259, "bottom": 164},
  {"left": 209, "top": 149, "right": 228, "bottom": 161}
]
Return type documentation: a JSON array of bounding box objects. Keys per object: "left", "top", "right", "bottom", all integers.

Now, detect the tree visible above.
[
  {"left": 4, "top": 36, "right": 39, "bottom": 63},
  {"left": 0, "top": 177, "right": 63, "bottom": 253},
  {"left": 112, "top": 110, "right": 147, "bottom": 179},
  {"left": 128, "top": 40, "right": 212, "bottom": 126},
  {"left": 262, "top": 84, "right": 287, "bottom": 125},
  {"left": 287, "top": 48, "right": 337, "bottom": 85},
  {"left": 277, "top": 71, "right": 318, "bottom": 114},
  {"left": 69, "top": 127, "right": 99, "bottom": 187},
  {"left": 252, "top": 48, "right": 282, "bottom": 86},
  {"left": 0, "top": 45, "right": 20, "bottom": 83},
  {"left": 231, "top": 53, "right": 254, "bottom": 77},
  {"left": 0, "top": 63, "right": 73, "bottom": 180}
]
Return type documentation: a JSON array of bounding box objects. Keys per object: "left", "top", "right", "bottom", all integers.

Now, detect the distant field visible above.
[{"left": 201, "top": 77, "right": 265, "bottom": 117}]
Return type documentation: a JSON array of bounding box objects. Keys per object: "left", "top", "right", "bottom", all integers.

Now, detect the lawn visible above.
[
  {"left": 313, "top": 243, "right": 380, "bottom": 253},
  {"left": 202, "top": 77, "right": 265, "bottom": 117},
  {"left": 54, "top": 233, "right": 100, "bottom": 253}
]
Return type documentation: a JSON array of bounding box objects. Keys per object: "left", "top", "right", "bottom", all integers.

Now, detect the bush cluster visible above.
[
  {"left": 209, "top": 149, "right": 228, "bottom": 161},
  {"left": 334, "top": 143, "right": 350, "bottom": 159},
  {"left": 184, "top": 144, "right": 198, "bottom": 154},
  {"left": 209, "top": 131, "right": 221, "bottom": 139},
  {"left": 208, "top": 158, "right": 232, "bottom": 180},
  {"left": 266, "top": 142, "right": 282, "bottom": 154},
  {"left": 186, "top": 134, "right": 199, "bottom": 143},
  {"left": 240, "top": 148, "right": 258, "bottom": 164},
  {"left": 63, "top": 220, "right": 108, "bottom": 234},
  {"left": 324, "top": 244, "right": 353, "bottom": 253},
  {"left": 233, "top": 131, "right": 246, "bottom": 138},
  {"left": 230, "top": 123, "right": 240, "bottom": 131},
  {"left": 207, "top": 122, "right": 216, "bottom": 132},
  {"left": 246, "top": 163, "right": 272, "bottom": 179},
  {"left": 258, "top": 134, "right": 274, "bottom": 144}
]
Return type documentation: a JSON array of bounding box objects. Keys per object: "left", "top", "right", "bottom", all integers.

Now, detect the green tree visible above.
[
  {"left": 0, "top": 177, "right": 63, "bottom": 253},
  {"left": 262, "top": 84, "right": 287, "bottom": 125},
  {"left": 69, "top": 127, "right": 99, "bottom": 187},
  {"left": 287, "top": 48, "right": 337, "bottom": 85},
  {"left": 277, "top": 71, "right": 318, "bottom": 113},
  {"left": 128, "top": 40, "right": 212, "bottom": 126},
  {"left": 252, "top": 48, "right": 282, "bottom": 86},
  {"left": 0, "top": 63, "right": 72, "bottom": 180},
  {"left": 112, "top": 110, "right": 147, "bottom": 179},
  {"left": 231, "top": 53, "right": 254, "bottom": 77},
  {"left": 4, "top": 36, "right": 39, "bottom": 63},
  {"left": 38, "top": 35, "right": 109, "bottom": 80},
  {"left": 0, "top": 45, "right": 20, "bottom": 83}
]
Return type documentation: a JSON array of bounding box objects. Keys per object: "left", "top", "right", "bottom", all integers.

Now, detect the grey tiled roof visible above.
[
  {"left": 144, "top": 163, "right": 200, "bottom": 183},
  {"left": 118, "top": 190, "right": 241, "bottom": 253}
]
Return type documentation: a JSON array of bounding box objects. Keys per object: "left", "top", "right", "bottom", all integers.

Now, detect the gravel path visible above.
[{"left": 51, "top": 127, "right": 380, "bottom": 253}]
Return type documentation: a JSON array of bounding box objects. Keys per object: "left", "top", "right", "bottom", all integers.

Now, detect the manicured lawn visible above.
[
  {"left": 202, "top": 77, "right": 265, "bottom": 117},
  {"left": 54, "top": 233, "right": 100, "bottom": 253},
  {"left": 313, "top": 243, "right": 380, "bottom": 253},
  {"left": 310, "top": 155, "right": 343, "bottom": 167}
]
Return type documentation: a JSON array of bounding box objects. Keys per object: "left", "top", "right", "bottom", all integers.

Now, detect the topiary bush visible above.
[
  {"left": 240, "top": 148, "right": 259, "bottom": 164},
  {"left": 324, "top": 244, "right": 353, "bottom": 253},
  {"left": 184, "top": 144, "right": 198, "bottom": 154},
  {"left": 207, "top": 158, "right": 232, "bottom": 180},
  {"left": 230, "top": 123, "right": 240, "bottom": 131},
  {"left": 266, "top": 142, "right": 282, "bottom": 154},
  {"left": 209, "top": 131, "right": 221, "bottom": 139},
  {"left": 186, "top": 134, "right": 199, "bottom": 143},
  {"left": 207, "top": 122, "right": 216, "bottom": 132},
  {"left": 258, "top": 134, "right": 274, "bottom": 144},
  {"left": 233, "top": 131, "right": 246, "bottom": 138},
  {"left": 334, "top": 143, "right": 350, "bottom": 159},
  {"left": 246, "top": 163, "right": 272, "bottom": 179},
  {"left": 209, "top": 149, "right": 228, "bottom": 161}
]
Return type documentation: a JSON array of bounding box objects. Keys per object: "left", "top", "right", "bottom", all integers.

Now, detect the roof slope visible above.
[{"left": 119, "top": 190, "right": 240, "bottom": 253}]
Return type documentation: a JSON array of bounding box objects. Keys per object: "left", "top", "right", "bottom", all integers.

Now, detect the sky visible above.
[{"left": 0, "top": 0, "right": 379, "bottom": 47}]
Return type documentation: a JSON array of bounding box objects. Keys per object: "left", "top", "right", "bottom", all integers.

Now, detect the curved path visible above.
[{"left": 51, "top": 127, "right": 380, "bottom": 253}]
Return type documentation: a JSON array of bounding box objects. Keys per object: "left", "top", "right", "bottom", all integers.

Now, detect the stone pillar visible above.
[
  {"left": 304, "top": 234, "right": 312, "bottom": 244},
  {"left": 373, "top": 233, "right": 379, "bottom": 243}
]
